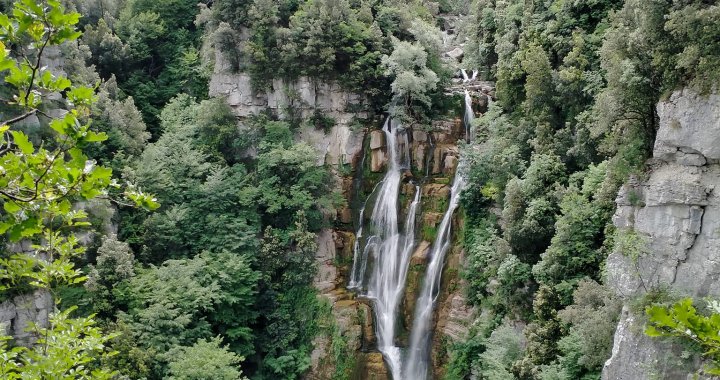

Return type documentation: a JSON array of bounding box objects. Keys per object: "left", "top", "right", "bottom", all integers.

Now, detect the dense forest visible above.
[{"left": 0, "top": 0, "right": 719, "bottom": 379}]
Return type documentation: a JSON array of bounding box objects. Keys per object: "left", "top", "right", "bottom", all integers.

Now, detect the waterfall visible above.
[
  {"left": 460, "top": 69, "right": 469, "bottom": 81},
  {"left": 349, "top": 93, "right": 473, "bottom": 378},
  {"left": 350, "top": 117, "right": 420, "bottom": 379},
  {"left": 463, "top": 89, "right": 474, "bottom": 142},
  {"left": 460, "top": 69, "right": 477, "bottom": 82},
  {"left": 348, "top": 181, "right": 381, "bottom": 289},
  {"left": 404, "top": 165, "right": 465, "bottom": 380}
]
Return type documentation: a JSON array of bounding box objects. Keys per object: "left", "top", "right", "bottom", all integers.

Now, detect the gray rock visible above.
[
  {"left": 603, "top": 307, "right": 700, "bottom": 380},
  {"left": 604, "top": 89, "right": 720, "bottom": 379},
  {"left": 655, "top": 89, "right": 720, "bottom": 161},
  {"left": 313, "top": 229, "right": 338, "bottom": 293},
  {"left": 209, "top": 73, "right": 368, "bottom": 166},
  {"left": 445, "top": 47, "right": 464, "bottom": 61}
]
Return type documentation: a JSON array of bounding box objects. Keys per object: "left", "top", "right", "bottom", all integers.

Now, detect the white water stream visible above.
[
  {"left": 349, "top": 84, "right": 474, "bottom": 379},
  {"left": 349, "top": 117, "right": 421, "bottom": 379}
]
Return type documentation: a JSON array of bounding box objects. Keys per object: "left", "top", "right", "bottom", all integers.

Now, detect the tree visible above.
[
  {"left": 85, "top": 234, "right": 136, "bottom": 317},
  {"left": 0, "top": 0, "right": 156, "bottom": 377},
  {"left": 381, "top": 37, "right": 439, "bottom": 122},
  {"left": 167, "top": 337, "right": 248, "bottom": 380}
]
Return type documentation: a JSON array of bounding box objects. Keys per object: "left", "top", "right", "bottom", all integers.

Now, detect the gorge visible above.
[{"left": 0, "top": 1, "right": 719, "bottom": 380}]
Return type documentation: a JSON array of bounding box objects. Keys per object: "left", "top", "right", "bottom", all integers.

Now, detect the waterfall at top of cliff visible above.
[
  {"left": 460, "top": 69, "right": 478, "bottom": 82},
  {"left": 348, "top": 117, "right": 420, "bottom": 379},
  {"left": 464, "top": 89, "right": 474, "bottom": 141},
  {"left": 404, "top": 164, "right": 465, "bottom": 380}
]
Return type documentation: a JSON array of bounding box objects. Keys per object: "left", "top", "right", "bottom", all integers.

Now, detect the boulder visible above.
[
  {"left": 371, "top": 149, "right": 386, "bottom": 172},
  {"left": 443, "top": 154, "right": 458, "bottom": 175},
  {"left": 445, "top": 47, "right": 464, "bottom": 61},
  {"left": 411, "top": 241, "right": 431, "bottom": 265},
  {"left": 655, "top": 89, "right": 720, "bottom": 161}
]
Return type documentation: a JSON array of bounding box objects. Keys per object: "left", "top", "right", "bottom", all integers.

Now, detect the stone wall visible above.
[{"left": 603, "top": 89, "right": 720, "bottom": 380}]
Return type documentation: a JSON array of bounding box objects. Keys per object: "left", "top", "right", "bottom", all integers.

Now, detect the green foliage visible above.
[
  {"left": 81, "top": 0, "right": 208, "bottom": 133},
  {"left": 0, "top": 307, "right": 119, "bottom": 380},
  {"left": 114, "top": 251, "right": 259, "bottom": 376},
  {"left": 548, "top": 280, "right": 622, "bottom": 379},
  {"left": 478, "top": 322, "right": 526, "bottom": 379},
  {"left": 532, "top": 162, "right": 613, "bottom": 292},
  {"left": 502, "top": 153, "right": 565, "bottom": 261},
  {"left": 382, "top": 37, "right": 439, "bottom": 123},
  {"left": 85, "top": 234, "right": 136, "bottom": 317},
  {"left": 0, "top": 1, "right": 156, "bottom": 377},
  {"left": 512, "top": 286, "right": 566, "bottom": 380},
  {"left": 167, "top": 337, "right": 248, "bottom": 380},
  {"left": 646, "top": 298, "right": 720, "bottom": 376},
  {"left": 452, "top": 0, "right": 720, "bottom": 378},
  {"left": 254, "top": 140, "right": 338, "bottom": 229},
  {"left": 614, "top": 228, "right": 649, "bottom": 264}
]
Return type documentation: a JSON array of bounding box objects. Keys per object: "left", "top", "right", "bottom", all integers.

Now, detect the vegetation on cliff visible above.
[
  {"left": 0, "top": 0, "right": 718, "bottom": 378},
  {"left": 448, "top": 1, "right": 720, "bottom": 379}
]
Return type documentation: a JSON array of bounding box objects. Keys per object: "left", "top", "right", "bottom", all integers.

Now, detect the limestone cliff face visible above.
[
  {"left": 603, "top": 89, "right": 720, "bottom": 380},
  {"left": 209, "top": 49, "right": 366, "bottom": 166}
]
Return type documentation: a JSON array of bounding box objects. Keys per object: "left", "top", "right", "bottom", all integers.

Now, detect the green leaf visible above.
[
  {"left": 10, "top": 131, "right": 33, "bottom": 154},
  {"left": 3, "top": 201, "right": 20, "bottom": 213},
  {"left": 84, "top": 131, "right": 108, "bottom": 143}
]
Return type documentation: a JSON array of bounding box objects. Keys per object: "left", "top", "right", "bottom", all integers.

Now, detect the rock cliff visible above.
[{"left": 603, "top": 88, "right": 720, "bottom": 380}]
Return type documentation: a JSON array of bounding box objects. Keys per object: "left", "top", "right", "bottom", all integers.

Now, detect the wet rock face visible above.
[
  {"left": 362, "top": 352, "right": 390, "bottom": 380},
  {"left": 369, "top": 130, "right": 388, "bottom": 172},
  {"left": 603, "top": 89, "right": 720, "bottom": 380}
]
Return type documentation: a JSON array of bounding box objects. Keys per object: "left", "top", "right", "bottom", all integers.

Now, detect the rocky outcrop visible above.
[
  {"left": 603, "top": 89, "right": 720, "bottom": 380},
  {"left": 308, "top": 228, "right": 374, "bottom": 380},
  {"left": 0, "top": 290, "right": 53, "bottom": 345},
  {"left": 209, "top": 53, "right": 367, "bottom": 166}
]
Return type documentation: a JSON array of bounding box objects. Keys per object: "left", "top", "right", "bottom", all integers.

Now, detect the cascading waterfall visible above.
[
  {"left": 404, "top": 164, "right": 465, "bottom": 380},
  {"left": 464, "top": 89, "right": 474, "bottom": 141},
  {"left": 403, "top": 84, "right": 473, "bottom": 379},
  {"left": 350, "top": 87, "right": 475, "bottom": 379},
  {"left": 460, "top": 69, "right": 477, "bottom": 82},
  {"left": 349, "top": 117, "right": 421, "bottom": 379}
]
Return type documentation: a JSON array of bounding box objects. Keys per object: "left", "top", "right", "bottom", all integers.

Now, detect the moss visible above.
[
  {"left": 331, "top": 324, "right": 356, "bottom": 380},
  {"left": 422, "top": 224, "right": 438, "bottom": 241}
]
